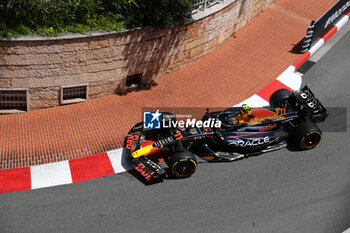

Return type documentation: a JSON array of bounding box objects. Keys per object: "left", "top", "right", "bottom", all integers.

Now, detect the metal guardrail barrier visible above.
[
  {"left": 191, "top": 0, "right": 223, "bottom": 14},
  {"left": 302, "top": 0, "right": 350, "bottom": 51}
]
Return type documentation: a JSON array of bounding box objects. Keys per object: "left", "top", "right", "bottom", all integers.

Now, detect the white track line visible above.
[
  {"left": 335, "top": 14, "right": 349, "bottom": 29},
  {"left": 107, "top": 148, "right": 132, "bottom": 174},
  {"left": 276, "top": 65, "right": 302, "bottom": 90},
  {"left": 309, "top": 38, "right": 325, "bottom": 55},
  {"left": 31, "top": 161, "right": 72, "bottom": 189}
]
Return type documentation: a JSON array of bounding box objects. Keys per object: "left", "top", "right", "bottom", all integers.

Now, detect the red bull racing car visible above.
[{"left": 124, "top": 86, "right": 328, "bottom": 182}]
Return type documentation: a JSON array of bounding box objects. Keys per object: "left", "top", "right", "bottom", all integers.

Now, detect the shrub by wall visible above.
[{"left": 0, "top": 0, "right": 193, "bottom": 38}]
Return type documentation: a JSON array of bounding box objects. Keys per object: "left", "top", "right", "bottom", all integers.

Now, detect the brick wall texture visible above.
[{"left": 0, "top": 0, "right": 275, "bottom": 111}]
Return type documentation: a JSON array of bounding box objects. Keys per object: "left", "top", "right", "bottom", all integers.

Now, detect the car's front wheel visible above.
[{"left": 168, "top": 151, "right": 197, "bottom": 178}]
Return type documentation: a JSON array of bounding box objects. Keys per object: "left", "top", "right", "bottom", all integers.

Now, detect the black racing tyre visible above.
[
  {"left": 169, "top": 151, "right": 197, "bottom": 178},
  {"left": 269, "top": 89, "right": 292, "bottom": 108},
  {"left": 292, "top": 121, "right": 322, "bottom": 150}
]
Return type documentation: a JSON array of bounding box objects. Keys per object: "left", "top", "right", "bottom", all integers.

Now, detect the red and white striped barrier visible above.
[
  {"left": 293, "top": 11, "right": 350, "bottom": 71},
  {"left": 1, "top": 12, "right": 349, "bottom": 193},
  {"left": 0, "top": 149, "right": 131, "bottom": 193}
]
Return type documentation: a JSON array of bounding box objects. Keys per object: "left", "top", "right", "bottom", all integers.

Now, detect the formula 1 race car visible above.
[{"left": 124, "top": 85, "right": 328, "bottom": 183}]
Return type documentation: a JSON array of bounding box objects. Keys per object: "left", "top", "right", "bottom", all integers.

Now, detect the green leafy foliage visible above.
[
  {"left": 0, "top": 0, "right": 193, "bottom": 38},
  {"left": 124, "top": 0, "right": 192, "bottom": 28}
]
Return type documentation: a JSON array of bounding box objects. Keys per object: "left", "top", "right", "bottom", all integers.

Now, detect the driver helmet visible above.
[
  {"left": 240, "top": 104, "right": 252, "bottom": 116},
  {"left": 229, "top": 116, "right": 239, "bottom": 125}
]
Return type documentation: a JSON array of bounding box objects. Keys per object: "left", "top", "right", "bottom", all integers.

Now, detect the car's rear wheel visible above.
[
  {"left": 269, "top": 89, "right": 292, "bottom": 108},
  {"left": 292, "top": 120, "right": 322, "bottom": 150},
  {"left": 168, "top": 151, "right": 197, "bottom": 178}
]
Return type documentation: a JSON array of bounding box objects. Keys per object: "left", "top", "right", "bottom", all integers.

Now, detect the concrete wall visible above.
[{"left": 0, "top": 0, "right": 274, "bottom": 111}]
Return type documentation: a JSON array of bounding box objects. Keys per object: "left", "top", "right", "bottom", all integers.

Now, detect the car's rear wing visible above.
[{"left": 293, "top": 85, "right": 328, "bottom": 123}]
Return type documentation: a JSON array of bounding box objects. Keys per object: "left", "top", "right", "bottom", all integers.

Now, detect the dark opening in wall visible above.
[
  {"left": 61, "top": 84, "right": 88, "bottom": 105},
  {"left": 0, "top": 89, "right": 28, "bottom": 113},
  {"left": 126, "top": 74, "right": 142, "bottom": 87},
  {"left": 117, "top": 73, "right": 157, "bottom": 95}
]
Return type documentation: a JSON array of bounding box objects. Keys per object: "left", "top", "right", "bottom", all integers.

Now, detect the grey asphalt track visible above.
[{"left": 1, "top": 30, "right": 350, "bottom": 233}]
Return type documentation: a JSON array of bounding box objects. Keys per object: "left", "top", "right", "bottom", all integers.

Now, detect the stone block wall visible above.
[{"left": 0, "top": 0, "right": 275, "bottom": 111}]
